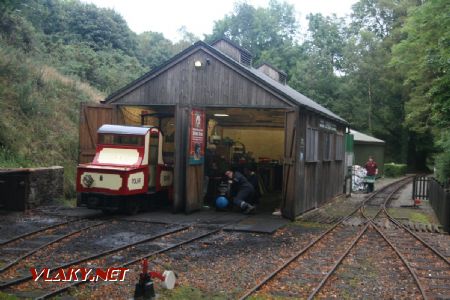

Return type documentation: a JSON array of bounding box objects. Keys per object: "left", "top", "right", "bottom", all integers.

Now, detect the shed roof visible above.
[
  {"left": 350, "top": 129, "right": 385, "bottom": 144},
  {"left": 104, "top": 40, "right": 347, "bottom": 125},
  {"left": 98, "top": 124, "right": 150, "bottom": 135}
]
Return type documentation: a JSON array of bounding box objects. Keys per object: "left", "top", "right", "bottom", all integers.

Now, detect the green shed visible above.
[{"left": 350, "top": 129, "right": 385, "bottom": 175}]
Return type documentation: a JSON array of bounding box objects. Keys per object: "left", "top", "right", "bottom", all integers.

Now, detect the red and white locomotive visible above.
[{"left": 76, "top": 124, "right": 173, "bottom": 213}]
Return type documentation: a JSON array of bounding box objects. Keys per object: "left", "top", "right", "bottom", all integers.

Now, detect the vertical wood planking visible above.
[
  {"left": 78, "top": 103, "right": 114, "bottom": 164},
  {"left": 173, "top": 104, "right": 188, "bottom": 213}
]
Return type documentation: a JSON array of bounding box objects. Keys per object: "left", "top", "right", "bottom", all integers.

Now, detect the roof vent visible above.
[
  {"left": 211, "top": 38, "right": 253, "bottom": 66},
  {"left": 257, "top": 63, "right": 287, "bottom": 85}
]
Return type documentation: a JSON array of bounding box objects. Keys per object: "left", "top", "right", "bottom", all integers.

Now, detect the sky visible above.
[{"left": 81, "top": 0, "right": 358, "bottom": 42}]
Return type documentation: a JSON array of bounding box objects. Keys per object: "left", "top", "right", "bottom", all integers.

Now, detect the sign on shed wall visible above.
[{"left": 188, "top": 109, "right": 205, "bottom": 165}]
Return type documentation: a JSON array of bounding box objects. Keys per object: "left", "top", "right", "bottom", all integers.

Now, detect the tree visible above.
[
  {"left": 137, "top": 31, "right": 174, "bottom": 69},
  {"left": 391, "top": 0, "right": 450, "bottom": 179},
  {"left": 207, "top": 0, "right": 298, "bottom": 61},
  {"left": 289, "top": 14, "right": 345, "bottom": 108}
]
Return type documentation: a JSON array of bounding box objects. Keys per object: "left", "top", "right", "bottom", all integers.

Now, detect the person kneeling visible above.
[{"left": 225, "top": 170, "right": 256, "bottom": 214}]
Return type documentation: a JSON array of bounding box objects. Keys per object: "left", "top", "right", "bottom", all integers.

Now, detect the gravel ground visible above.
[
  {"left": 0, "top": 211, "right": 69, "bottom": 242},
  {"left": 64, "top": 224, "right": 323, "bottom": 299},
  {"left": 0, "top": 221, "right": 175, "bottom": 283},
  {"left": 315, "top": 227, "right": 422, "bottom": 299},
  {"left": 1, "top": 176, "right": 449, "bottom": 299}
]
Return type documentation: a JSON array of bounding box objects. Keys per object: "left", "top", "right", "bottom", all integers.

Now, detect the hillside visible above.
[
  {"left": 0, "top": 0, "right": 189, "bottom": 198},
  {"left": 0, "top": 42, "right": 104, "bottom": 197},
  {"left": 0, "top": 0, "right": 448, "bottom": 199}
]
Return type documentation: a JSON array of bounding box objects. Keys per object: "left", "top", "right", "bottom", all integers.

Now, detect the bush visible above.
[
  {"left": 384, "top": 163, "right": 407, "bottom": 177},
  {"left": 434, "top": 130, "right": 450, "bottom": 185}
]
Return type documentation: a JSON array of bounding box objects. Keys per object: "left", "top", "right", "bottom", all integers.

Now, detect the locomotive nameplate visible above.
[
  {"left": 128, "top": 172, "right": 145, "bottom": 190},
  {"left": 160, "top": 170, "right": 173, "bottom": 187}
]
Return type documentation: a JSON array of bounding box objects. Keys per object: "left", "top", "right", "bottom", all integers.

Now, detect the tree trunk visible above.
[{"left": 368, "top": 78, "right": 373, "bottom": 134}]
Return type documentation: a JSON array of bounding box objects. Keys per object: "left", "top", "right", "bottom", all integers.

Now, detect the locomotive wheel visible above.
[
  {"left": 125, "top": 200, "right": 140, "bottom": 215},
  {"left": 101, "top": 208, "right": 116, "bottom": 215}
]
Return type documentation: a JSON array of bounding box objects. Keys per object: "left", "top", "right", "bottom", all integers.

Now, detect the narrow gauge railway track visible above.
[
  {"left": 369, "top": 204, "right": 450, "bottom": 299},
  {"left": 239, "top": 176, "right": 414, "bottom": 299},
  {"left": 0, "top": 218, "right": 79, "bottom": 247},
  {"left": 0, "top": 224, "right": 222, "bottom": 299},
  {"left": 0, "top": 219, "right": 107, "bottom": 273},
  {"left": 0, "top": 221, "right": 186, "bottom": 289}
]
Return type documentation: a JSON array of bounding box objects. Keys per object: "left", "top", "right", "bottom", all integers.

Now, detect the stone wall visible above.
[{"left": 0, "top": 166, "right": 64, "bottom": 211}]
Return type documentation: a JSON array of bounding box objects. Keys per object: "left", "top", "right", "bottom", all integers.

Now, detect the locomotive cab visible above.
[{"left": 76, "top": 124, "right": 173, "bottom": 213}]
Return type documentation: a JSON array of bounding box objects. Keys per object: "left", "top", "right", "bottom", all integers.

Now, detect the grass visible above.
[
  {"left": 0, "top": 41, "right": 104, "bottom": 199},
  {"left": 409, "top": 211, "right": 431, "bottom": 224},
  {"left": 290, "top": 220, "right": 329, "bottom": 229},
  {"left": 387, "top": 208, "right": 432, "bottom": 224},
  {"left": 0, "top": 292, "right": 18, "bottom": 300}
]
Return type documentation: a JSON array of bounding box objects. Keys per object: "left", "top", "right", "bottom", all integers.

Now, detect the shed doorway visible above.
[{"left": 204, "top": 108, "right": 286, "bottom": 214}]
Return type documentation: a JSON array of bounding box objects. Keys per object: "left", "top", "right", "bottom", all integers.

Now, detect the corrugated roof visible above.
[
  {"left": 350, "top": 129, "right": 385, "bottom": 144},
  {"left": 98, "top": 125, "right": 150, "bottom": 135}
]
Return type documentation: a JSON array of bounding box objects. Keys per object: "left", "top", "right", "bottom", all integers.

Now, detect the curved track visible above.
[
  {"left": 0, "top": 221, "right": 223, "bottom": 299},
  {"left": 239, "top": 176, "right": 437, "bottom": 299},
  {"left": 0, "top": 219, "right": 107, "bottom": 273}
]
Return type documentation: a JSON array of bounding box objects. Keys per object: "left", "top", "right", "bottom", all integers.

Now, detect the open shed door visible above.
[
  {"left": 79, "top": 103, "right": 116, "bottom": 163},
  {"left": 185, "top": 107, "right": 205, "bottom": 213},
  {"left": 281, "top": 108, "right": 300, "bottom": 220},
  {"left": 173, "top": 105, "right": 205, "bottom": 213}
]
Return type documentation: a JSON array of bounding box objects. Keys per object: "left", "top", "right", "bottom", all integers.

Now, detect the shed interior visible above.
[
  {"left": 116, "top": 105, "right": 286, "bottom": 212},
  {"left": 204, "top": 107, "right": 285, "bottom": 212}
]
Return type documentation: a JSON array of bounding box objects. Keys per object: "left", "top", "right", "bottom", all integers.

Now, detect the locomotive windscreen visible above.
[{"left": 99, "top": 134, "right": 145, "bottom": 146}]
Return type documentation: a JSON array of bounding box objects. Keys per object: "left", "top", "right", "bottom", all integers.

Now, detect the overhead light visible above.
[
  {"left": 214, "top": 113, "right": 229, "bottom": 117},
  {"left": 194, "top": 60, "right": 202, "bottom": 68}
]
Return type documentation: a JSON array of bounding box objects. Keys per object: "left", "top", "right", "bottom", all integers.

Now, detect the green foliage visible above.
[
  {"left": 0, "top": 291, "right": 19, "bottom": 300},
  {"left": 0, "top": 41, "right": 101, "bottom": 197},
  {"left": 207, "top": 0, "right": 298, "bottom": 60},
  {"left": 0, "top": 0, "right": 193, "bottom": 93},
  {"left": 391, "top": 0, "right": 450, "bottom": 133},
  {"left": 434, "top": 131, "right": 450, "bottom": 184},
  {"left": 137, "top": 31, "right": 174, "bottom": 70},
  {"left": 384, "top": 163, "right": 407, "bottom": 177},
  {"left": 0, "top": 0, "right": 448, "bottom": 194}
]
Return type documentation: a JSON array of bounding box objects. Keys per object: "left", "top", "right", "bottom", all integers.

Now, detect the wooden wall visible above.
[
  {"left": 102, "top": 44, "right": 347, "bottom": 217},
  {"left": 300, "top": 111, "right": 345, "bottom": 212},
  {"left": 108, "top": 48, "right": 290, "bottom": 109}
]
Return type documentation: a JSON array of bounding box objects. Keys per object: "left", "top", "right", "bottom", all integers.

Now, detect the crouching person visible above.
[{"left": 225, "top": 170, "right": 256, "bottom": 214}]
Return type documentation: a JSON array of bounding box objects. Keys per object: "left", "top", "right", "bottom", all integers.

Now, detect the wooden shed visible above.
[
  {"left": 79, "top": 39, "right": 348, "bottom": 219},
  {"left": 349, "top": 129, "right": 385, "bottom": 175}
]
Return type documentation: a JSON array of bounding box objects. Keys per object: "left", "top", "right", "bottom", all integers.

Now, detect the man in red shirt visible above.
[{"left": 364, "top": 156, "right": 378, "bottom": 193}]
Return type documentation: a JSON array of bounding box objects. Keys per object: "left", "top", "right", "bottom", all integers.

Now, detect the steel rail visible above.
[
  {"left": 35, "top": 227, "right": 222, "bottom": 299},
  {"left": 0, "top": 225, "right": 189, "bottom": 289},
  {"left": 0, "top": 219, "right": 75, "bottom": 246},
  {"left": 306, "top": 224, "right": 369, "bottom": 300},
  {"left": 238, "top": 209, "right": 372, "bottom": 300},
  {"left": 0, "top": 220, "right": 108, "bottom": 273},
  {"left": 370, "top": 221, "right": 429, "bottom": 300},
  {"left": 239, "top": 176, "right": 413, "bottom": 300},
  {"left": 382, "top": 207, "right": 450, "bottom": 265},
  {"left": 308, "top": 177, "right": 412, "bottom": 299},
  {"left": 0, "top": 210, "right": 112, "bottom": 247},
  {"left": 363, "top": 176, "right": 413, "bottom": 220}
]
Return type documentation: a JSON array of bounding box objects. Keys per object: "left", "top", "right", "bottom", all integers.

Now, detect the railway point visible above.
[{"left": 1, "top": 1, "right": 449, "bottom": 299}]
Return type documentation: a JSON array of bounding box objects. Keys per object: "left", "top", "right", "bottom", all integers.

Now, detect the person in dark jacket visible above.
[
  {"left": 244, "top": 167, "right": 260, "bottom": 204},
  {"left": 225, "top": 170, "right": 255, "bottom": 214}
]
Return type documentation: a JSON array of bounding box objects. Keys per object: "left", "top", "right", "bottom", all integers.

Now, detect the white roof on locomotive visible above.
[{"left": 97, "top": 124, "right": 153, "bottom": 135}]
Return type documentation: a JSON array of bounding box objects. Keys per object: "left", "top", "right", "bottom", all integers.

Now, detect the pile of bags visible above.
[{"left": 352, "top": 165, "right": 367, "bottom": 192}]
